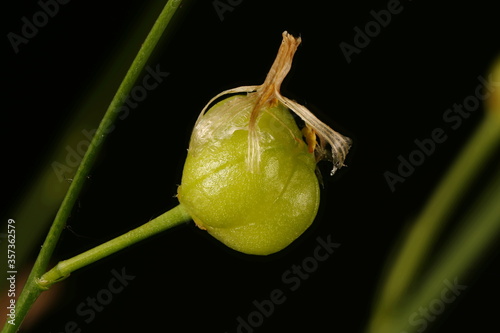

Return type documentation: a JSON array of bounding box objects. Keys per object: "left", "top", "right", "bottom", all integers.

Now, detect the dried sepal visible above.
[
  {"left": 189, "top": 85, "right": 259, "bottom": 154},
  {"left": 277, "top": 94, "right": 352, "bottom": 175},
  {"left": 190, "top": 31, "right": 351, "bottom": 175}
]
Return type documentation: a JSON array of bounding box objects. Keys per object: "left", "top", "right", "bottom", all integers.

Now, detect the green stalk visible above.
[
  {"left": 38, "top": 204, "right": 191, "bottom": 289},
  {"left": 1, "top": 1, "right": 183, "bottom": 332},
  {"left": 0, "top": 1, "right": 170, "bottom": 283},
  {"left": 367, "top": 110, "right": 500, "bottom": 333},
  {"left": 394, "top": 153, "right": 500, "bottom": 333}
]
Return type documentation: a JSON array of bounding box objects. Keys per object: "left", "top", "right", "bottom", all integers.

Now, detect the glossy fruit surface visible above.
[{"left": 178, "top": 95, "right": 319, "bottom": 255}]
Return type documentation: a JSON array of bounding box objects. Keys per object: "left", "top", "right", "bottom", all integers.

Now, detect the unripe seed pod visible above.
[{"left": 178, "top": 32, "right": 351, "bottom": 255}]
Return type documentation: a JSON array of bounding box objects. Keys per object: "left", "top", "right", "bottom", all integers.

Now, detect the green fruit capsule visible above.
[
  {"left": 177, "top": 32, "right": 351, "bottom": 255},
  {"left": 179, "top": 95, "right": 319, "bottom": 255}
]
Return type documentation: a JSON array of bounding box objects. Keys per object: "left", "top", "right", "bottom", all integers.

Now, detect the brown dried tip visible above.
[{"left": 194, "top": 31, "right": 352, "bottom": 175}]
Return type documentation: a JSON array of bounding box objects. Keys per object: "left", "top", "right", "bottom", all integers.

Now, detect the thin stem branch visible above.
[
  {"left": 367, "top": 110, "right": 500, "bottom": 333},
  {"left": 38, "top": 204, "right": 191, "bottom": 289},
  {"left": 394, "top": 155, "right": 500, "bottom": 333},
  {"left": 1, "top": 1, "right": 184, "bottom": 332}
]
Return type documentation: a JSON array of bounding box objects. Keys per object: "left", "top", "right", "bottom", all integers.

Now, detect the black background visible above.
[{"left": 3, "top": 0, "right": 499, "bottom": 332}]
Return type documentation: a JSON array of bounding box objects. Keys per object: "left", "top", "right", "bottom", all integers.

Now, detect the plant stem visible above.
[
  {"left": 367, "top": 110, "right": 500, "bottom": 333},
  {"left": 38, "top": 204, "right": 191, "bottom": 289},
  {"left": 394, "top": 154, "right": 500, "bottom": 333},
  {"left": 1, "top": 1, "right": 183, "bottom": 332}
]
